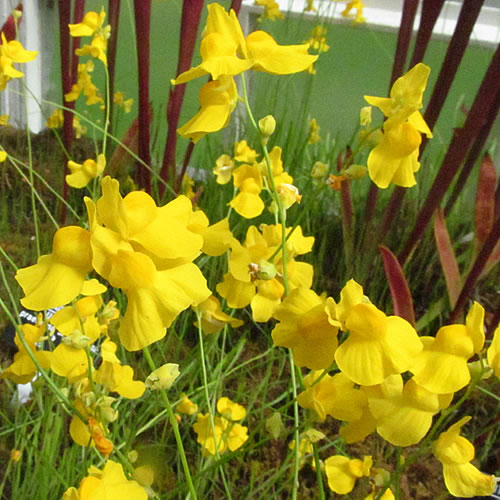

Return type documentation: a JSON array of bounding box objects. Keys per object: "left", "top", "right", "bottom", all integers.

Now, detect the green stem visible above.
[
  {"left": 142, "top": 346, "right": 198, "bottom": 500},
  {"left": 312, "top": 442, "right": 325, "bottom": 500},
  {"left": 195, "top": 310, "right": 233, "bottom": 500}
]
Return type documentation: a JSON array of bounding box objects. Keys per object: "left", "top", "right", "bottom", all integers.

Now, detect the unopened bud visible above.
[
  {"left": 259, "top": 115, "right": 276, "bottom": 143},
  {"left": 311, "top": 161, "right": 328, "bottom": 180},
  {"left": 343, "top": 164, "right": 367, "bottom": 180},
  {"left": 256, "top": 260, "right": 278, "bottom": 280},
  {"left": 62, "top": 330, "right": 91, "bottom": 349},
  {"left": 360, "top": 106, "right": 372, "bottom": 127},
  {"left": 145, "top": 363, "right": 180, "bottom": 391}
]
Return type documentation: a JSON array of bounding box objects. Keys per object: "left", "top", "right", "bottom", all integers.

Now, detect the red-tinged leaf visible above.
[
  {"left": 379, "top": 245, "right": 415, "bottom": 326},
  {"left": 0, "top": 3, "right": 22, "bottom": 42},
  {"left": 482, "top": 239, "right": 500, "bottom": 278},
  {"left": 433, "top": 208, "right": 461, "bottom": 308},
  {"left": 475, "top": 153, "right": 497, "bottom": 246}
]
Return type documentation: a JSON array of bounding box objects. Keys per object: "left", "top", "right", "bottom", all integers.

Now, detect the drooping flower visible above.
[
  {"left": 0, "top": 322, "right": 51, "bottom": 384},
  {"left": 272, "top": 288, "right": 339, "bottom": 370},
  {"left": 65, "top": 60, "right": 103, "bottom": 105},
  {"left": 409, "top": 303, "right": 485, "bottom": 394},
  {"left": 69, "top": 8, "right": 111, "bottom": 66},
  {"left": 335, "top": 303, "right": 423, "bottom": 385},
  {"left": 297, "top": 370, "right": 366, "bottom": 422},
  {"left": 178, "top": 76, "right": 238, "bottom": 143},
  {"left": 145, "top": 363, "right": 180, "bottom": 391},
  {"left": 16, "top": 226, "right": 93, "bottom": 311},
  {"left": 368, "top": 376, "right": 453, "bottom": 446},
  {"left": 62, "top": 460, "right": 147, "bottom": 500},
  {"left": 433, "top": 417, "right": 496, "bottom": 497},
  {"left": 213, "top": 154, "right": 234, "bottom": 184},
  {"left": 194, "top": 295, "right": 244, "bottom": 334},
  {"left": 177, "top": 393, "right": 198, "bottom": 415},
  {"left": 364, "top": 63, "right": 432, "bottom": 188},
  {"left": 324, "top": 455, "right": 372, "bottom": 494},
  {"left": 0, "top": 32, "right": 38, "bottom": 91}
]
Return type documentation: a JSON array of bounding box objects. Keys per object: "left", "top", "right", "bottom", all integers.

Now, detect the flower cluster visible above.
[
  {"left": 171, "top": 4, "right": 317, "bottom": 142},
  {"left": 364, "top": 63, "right": 433, "bottom": 188},
  {"left": 193, "top": 397, "right": 249, "bottom": 456},
  {"left": 14, "top": 176, "right": 226, "bottom": 351},
  {"left": 271, "top": 277, "right": 496, "bottom": 496}
]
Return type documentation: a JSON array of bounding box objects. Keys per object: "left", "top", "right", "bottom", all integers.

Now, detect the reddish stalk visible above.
[
  {"left": 160, "top": 0, "right": 204, "bottom": 195},
  {"left": 134, "top": 0, "right": 152, "bottom": 193},
  {"left": 449, "top": 211, "right": 500, "bottom": 323},
  {"left": 399, "top": 41, "right": 500, "bottom": 265},
  {"left": 378, "top": 0, "right": 485, "bottom": 248},
  {"left": 444, "top": 85, "right": 500, "bottom": 216},
  {"left": 363, "top": 0, "right": 418, "bottom": 227},
  {"left": 107, "top": 0, "right": 121, "bottom": 138}
]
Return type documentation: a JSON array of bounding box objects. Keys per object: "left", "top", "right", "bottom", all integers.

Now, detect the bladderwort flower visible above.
[
  {"left": 433, "top": 416, "right": 496, "bottom": 497},
  {"left": 172, "top": 3, "right": 317, "bottom": 141},
  {"left": 364, "top": 63, "right": 432, "bottom": 188},
  {"left": 65, "top": 60, "right": 103, "bottom": 105},
  {"left": 194, "top": 295, "right": 244, "bottom": 334},
  {"left": 324, "top": 454, "right": 372, "bottom": 494},
  {"left": 217, "top": 224, "right": 314, "bottom": 321},
  {"left": 272, "top": 288, "right": 339, "bottom": 370},
  {"left": 69, "top": 8, "right": 111, "bottom": 66},
  {"left": 66, "top": 154, "right": 106, "bottom": 189},
  {"left": 254, "top": 0, "right": 284, "bottom": 21},
  {"left": 0, "top": 32, "right": 38, "bottom": 91},
  {"left": 62, "top": 460, "right": 147, "bottom": 500}
]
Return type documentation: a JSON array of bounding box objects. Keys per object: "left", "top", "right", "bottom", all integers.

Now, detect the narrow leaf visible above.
[
  {"left": 475, "top": 153, "right": 497, "bottom": 246},
  {"left": 379, "top": 245, "right": 415, "bottom": 326},
  {"left": 433, "top": 208, "right": 461, "bottom": 308}
]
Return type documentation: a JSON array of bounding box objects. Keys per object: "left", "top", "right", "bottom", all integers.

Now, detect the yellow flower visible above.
[
  {"left": 65, "top": 60, "right": 103, "bottom": 105},
  {"left": 254, "top": 0, "right": 284, "bottom": 21},
  {"left": 272, "top": 288, "right": 339, "bottom": 370},
  {"left": 0, "top": 114, "right": 10, "bottom": 126},
  {"left": 305, "top": 26, "right": 330, "bottom": 53},
  {"left": 364, "top": 63, "right": 432, "bottom": 188},
  {"left": 409, "top": 304, "right": 484, "bottom": 394},
  {"left": 433, "top": 417, "right": 496, "bottom": 497},
  {"left": 195, "top": 295, "right": 243, "bottom": 334},
  {"left": 145, "top": 363, "right": 180, "bottom": 391},
  {"left": 0, "top": 323, "right": 51, "bottom": 384},
  {"left": 85, "top": 177, "right": 210, "bottom": 350},
  {"left": 229, "top": 163, "right": 265, "bottom": 218},
  {"left": 341, "top": 0, "right": 366, "bottom": 24},
  {"left": 67, "top": 154, "right": 106, "bottom": 189},
  {"left": 213, "top": 154, "right": 234, "bottom": 184},
  {"left": 113, "top": 91, "right": 133, "bottom": 113},
  {"left": 308, "top": 118, "right": 321, "bottom": 144},
  {"left": 217, "top": 396, "right": 246, "bottom": 421},
  {"left": 16, "top": 226, "right": 93, "bottom": 310},
  {"left": 69, "top": 8, "right": 111, "bottom": 66},
  {"left": 487, "top": 323, "right": 500, "bottom": 378},
  {"left": 335, "top": 303, "right": 423, "bottom": 385},
  {"left": 368, "top": 376, "right": 453, "bottom": 446},
  {"left": 62, "top": 460, "right": 147, "bottom": 500},
  {"left": 178, "top": 76, "right": 238, "bottom": 143},
  {"left": 233, "top": 140, "right": 259, "bottom": 163},
  {"left": 0, "top": 33, "right": 37, "bottom": 91},
  {"left": 177, "top": 393, "right": 198, "bottom": 415},
  {"left": 216, "top": 224, "right": 314, "bottom": 322},
  {"left": 324, "top": 455, "right": 372, "bottom": 494},
  {"left": 0, "top": 151, "right": 7, "bottom": 162},
  {"left": 297, "top": 370, "right": 366, "bottom": 422},
  {"left": 193, "top": 414, "right": 228, "bottom": 456}
]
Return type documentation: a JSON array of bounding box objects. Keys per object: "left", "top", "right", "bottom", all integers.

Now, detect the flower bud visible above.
[
  {"left": 62, "top": 330, "right": 91, "bottom": 349},
  {"left": 145, "top": 363, "right": 180, "bottom": 390},
  {"left": 311, "top": 161, "right": 328, "bottom": 180},
  {"left": 343, "top": 164, "right": 367, "bottom": 180},
  {"left": 259, "top": 115, "right": 276, "bottom": 138},
  {"left": 256, "top": 260, "right": 278, "bottom": 280},
  {"left": 360, "top": 106, "right": 372, "bottom": 126}
]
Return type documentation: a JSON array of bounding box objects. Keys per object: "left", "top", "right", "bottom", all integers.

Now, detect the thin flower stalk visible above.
[
  {"left": 142, "top": 346, "right": 198, "bottom": 499},
  {"left": 400, "top": 41, "right": 500, "bottom": 264},
  {"left": 195, "top": 310, "right": 234, "bottom": 500},
  {"left": 107, "top": 0, "right": 121, "bottom": 136},
  {"left": 161, "top": 0, "right": 204, "bottom": 190}
]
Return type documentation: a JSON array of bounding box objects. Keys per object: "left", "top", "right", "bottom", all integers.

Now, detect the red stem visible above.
[
  {"left": 399, "top": 41, "right": 500, "bottom": 265},
  {"left": 134, "top": 0, "right": 152, "bottom": 193},
  {"left": 160, "top": 0, "right": 204, "bottom": 195}
]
